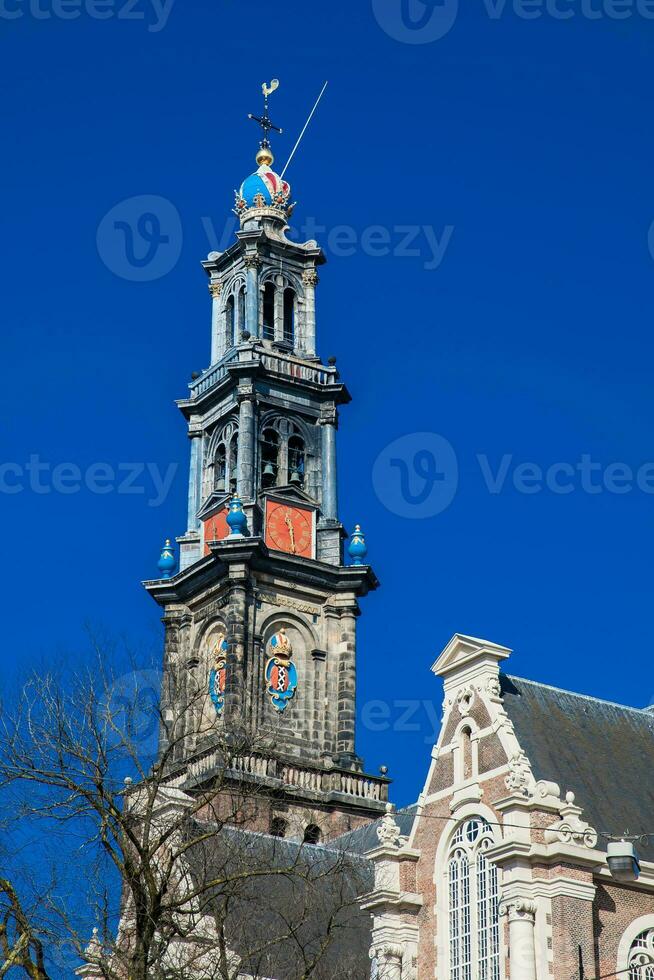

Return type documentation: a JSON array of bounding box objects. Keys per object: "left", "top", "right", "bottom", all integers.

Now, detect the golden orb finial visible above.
[{"left": 256, "top": 146, "right": 274, "bottom": 168}]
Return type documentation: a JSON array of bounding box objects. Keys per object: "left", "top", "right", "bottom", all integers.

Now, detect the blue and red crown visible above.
[{"left": 234, "top": 165, "right": 295, "bottom": 221}]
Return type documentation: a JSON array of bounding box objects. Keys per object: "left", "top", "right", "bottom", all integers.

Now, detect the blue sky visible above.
[{"left": 3, "top": 0, "right": 654, "bottom": 811}]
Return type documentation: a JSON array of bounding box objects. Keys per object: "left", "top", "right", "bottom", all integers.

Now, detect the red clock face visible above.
[
  {"left": 265, "top": 501, "right": 314, "bottom": 558},
  {"left": 203, "top": 508, "right": 230, "bottom": 556}
]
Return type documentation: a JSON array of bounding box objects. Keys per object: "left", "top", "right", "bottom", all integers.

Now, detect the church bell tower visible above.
[{"left": 144, "top": 83, "right": 388, "bottom": 839}]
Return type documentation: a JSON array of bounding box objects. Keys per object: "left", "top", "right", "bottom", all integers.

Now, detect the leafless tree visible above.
[{"left": 0, "top": 654, "right": 374, "bottom": 980}]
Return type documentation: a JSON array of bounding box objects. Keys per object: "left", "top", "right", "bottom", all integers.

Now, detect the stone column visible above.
[
  {"left": 499, "top": 898, "right": 537, "bottom": 980},
  {"left": 274, "top": 275, "right": 284, "bottom": 343},
  {"left": 244, "top": 255, "right": 260, "bottom": 339},
  {"left": 302, "top": 268, "right": 319, "bottom": 356},
  {"left": 320, "top": 417, "right": 338, "bottom": 520},
  {"left": 237, "top": 394, "right": 256, "bottom": 501},
  {"left": 209, "top": 281, "right": 224, "bottom": 363},
  {"left": 186, "top": 433, "right": 203, "bottom": 533},
  {"left": 337, "top": 605, "right": 357, "bottom": 760}
]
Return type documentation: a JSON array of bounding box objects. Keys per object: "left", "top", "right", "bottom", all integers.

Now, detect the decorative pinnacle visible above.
[{"left": 248, "top": 79, "right": 282, "bottom": 167}]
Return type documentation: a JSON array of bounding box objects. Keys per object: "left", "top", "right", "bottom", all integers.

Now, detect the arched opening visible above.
[
  {"left": 461, "top": 727, "right": 473, "bottom": 781},
  {"left": 226, "top": 295, "right": 236, "bottom": 348},
  {"left": 237, "top": 285, "right": 246, "bottom": 339},
  {"left": 214, "top": 444, "right": 227, "bottom": 492},
  {"left": 263, "top": 282, "right": 276, "bottom": 341},
  {"left": 288, "top": 433, "right": 305, "bottom": 488},
  {"left": 303, "top": 824, "right": 322, "bottom": 845},
  {"left": 283, "top": 288, "right": 295, "bottom": 345},
  {"left": 270, "top": 817, "right": 287, "bottom": 839},
  {"left": 261, "top": 428, "right": 280, "bottom": 488}
]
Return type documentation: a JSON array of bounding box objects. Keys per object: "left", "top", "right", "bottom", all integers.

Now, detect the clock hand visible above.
[{"left": 284, "top": 514, "right": 296, "bottom": 554}]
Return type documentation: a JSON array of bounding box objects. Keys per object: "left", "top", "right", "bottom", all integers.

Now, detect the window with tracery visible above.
[
  {"left": 629, "top": 929, "right": 654, "bottom": 978},
  {"left": 447, "top": 818, "right": 500, "bottom": 980}
]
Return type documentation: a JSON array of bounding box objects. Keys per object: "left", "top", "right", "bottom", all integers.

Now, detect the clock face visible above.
[
  {"left": 265, "top": 501, "right": 314, "bottom": 558},
  {"left": 203, "top": 508, "right": 230, "bottom": 556}
]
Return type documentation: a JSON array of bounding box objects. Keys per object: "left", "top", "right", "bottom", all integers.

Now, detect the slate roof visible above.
[
  {"left": 183, "top": 821, "right": 374, "bottom": 979},
  {"left": 501, "top": 674, "right": 654, "bottom": 862}
]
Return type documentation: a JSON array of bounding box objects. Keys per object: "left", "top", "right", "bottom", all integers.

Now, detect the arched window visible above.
[
  {"left": 263, "top": 282, "right": 276, "bottom": 341},
  {"left": 226, "top": 295, "right": 236, "bottom": 348},
  {"left": 447, "top": 818, "right": 500, "bottom": 980},
  {"left": 261, "top": 428, "right": 280, "bottom": 488},
  {"left": 270, "top": 817, "right": 287, "bottom": 839},
  {"left": 211, "top": 422, "right": 239, "bottom": 494},
  {"left": 628, "top": 929, "right": 654, "bottom": 978},
  {"left": 303, "top": 824, "right": 322, "bottom": 845},
  {"left": 288, "top": 432, "right": 305, "bottom": 487},
  {"left": 283, "top": 288, "right": 295, "bottom": 345}
]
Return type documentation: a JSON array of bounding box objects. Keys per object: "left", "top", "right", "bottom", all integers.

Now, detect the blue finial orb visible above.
[
  {"left": 158, "top": 539, "right": 177, "bottom": 579},
  {"left": 348, "top": 525, "right": 368, "bottom": 566},
  {"left": 226, "top": 494, "right": 248, "bottom": 537}
]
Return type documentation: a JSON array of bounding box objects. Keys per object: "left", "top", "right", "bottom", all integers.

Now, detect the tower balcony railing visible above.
[
  {"left": 173, "top": 745, "right": 388, "bottom": 805},
  {"left": 259, "top": 351, "right": 336, "bottom": 387},
  {"left": 188, "top": 346, "right": 338, "bottom": 400}
]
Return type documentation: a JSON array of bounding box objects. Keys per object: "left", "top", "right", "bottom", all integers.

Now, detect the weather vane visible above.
[{"left": 248, "top": 79, "right": 283, "bottom": 153}]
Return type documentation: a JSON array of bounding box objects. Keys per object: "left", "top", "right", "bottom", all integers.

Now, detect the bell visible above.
[
  {"left": 263, "top": 461, "right": 275, "bottom": 477},
  {"left": 290, "top": 468, "right": 301, "bottom": 484},
  {"left": 216, "top": 478, "right": 225, "bottom": 491}
]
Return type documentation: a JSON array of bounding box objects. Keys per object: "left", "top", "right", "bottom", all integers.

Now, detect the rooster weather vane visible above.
[{"left": 248, "top": 79, "right": 283, "bottom": 154}]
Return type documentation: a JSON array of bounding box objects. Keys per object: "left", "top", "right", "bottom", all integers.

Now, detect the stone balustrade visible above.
[
  {"left": 188, "top": 348, "right": 337, "bottom": 400},
  {"left": 168, "top": 746, "right": 388, "bottom": 805}
]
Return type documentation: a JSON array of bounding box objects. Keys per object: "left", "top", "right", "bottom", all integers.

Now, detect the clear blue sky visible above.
[{"left": 4, "top": 0, "right": 654, "bottom": 809}]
